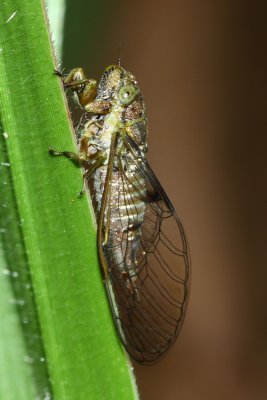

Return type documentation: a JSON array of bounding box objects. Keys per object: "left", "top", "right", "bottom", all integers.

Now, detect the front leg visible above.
[
  {"left": 55, "top": 67, "right": 111, "bottom": 113},
  {"left": 55, "top": 68, "right": 97, "bottom": 106}
]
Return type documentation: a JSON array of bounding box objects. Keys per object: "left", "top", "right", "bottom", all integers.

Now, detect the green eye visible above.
[{"left": 118, "top": 85, "right": 137, "bottom": 105}]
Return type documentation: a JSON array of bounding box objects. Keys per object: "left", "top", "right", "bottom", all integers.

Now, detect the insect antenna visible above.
[{"left": 118, "top": 42, "right": 123, "bottom": 67}]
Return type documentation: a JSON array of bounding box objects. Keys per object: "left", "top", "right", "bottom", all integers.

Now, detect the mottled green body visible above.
[{"left": 79, "top": 66, "right": 147, "bottom": 211}]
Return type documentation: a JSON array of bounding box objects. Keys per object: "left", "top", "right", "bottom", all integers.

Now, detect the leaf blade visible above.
[{"left": 0, "top": 0, "right": 138, "bottom": 398}]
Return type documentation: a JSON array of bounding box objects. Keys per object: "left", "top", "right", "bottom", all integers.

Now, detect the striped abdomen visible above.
[{"left": 109, "top": 164, "right": 146, "bottom": 276}]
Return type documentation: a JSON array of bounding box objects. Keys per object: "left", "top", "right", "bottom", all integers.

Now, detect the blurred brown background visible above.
[{"left": 62, "top": 1, "right": 267, "bottom": 399}]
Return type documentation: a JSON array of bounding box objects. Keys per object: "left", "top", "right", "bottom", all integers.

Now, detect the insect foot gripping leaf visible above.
[{"left": 50, "top": 65, "right": 191, "bottom": 365}]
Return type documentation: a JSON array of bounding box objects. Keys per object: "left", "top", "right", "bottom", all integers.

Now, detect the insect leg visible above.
[
  {"left": 78, "top": 153, "right": 106, "bottom": 197},
  {"left": 55, "top": 67, "right": 111, "bottom": 113},
  {"left": 55, "top": 67, "right": 91, "bottom": 88},
  {"left": 75, "top": 113, "right": 87, "bottom": 134},
  {"left": 84, "top": 101, "right": 111, "bottom": 114},
  {"left": 55, "top": 67, "right": 97, "bottom": 107},
  {"left": 48, "top": 147, "right": 82, "bottom": 164}
]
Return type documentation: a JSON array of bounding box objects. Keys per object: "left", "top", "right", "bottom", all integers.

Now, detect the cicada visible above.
[{"left": 50, "top": 65, "right": 190, "bottom": 364}]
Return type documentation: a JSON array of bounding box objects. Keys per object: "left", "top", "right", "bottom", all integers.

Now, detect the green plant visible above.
[{"left": 0, "top": 1, "right": 138, "bottom": 398}]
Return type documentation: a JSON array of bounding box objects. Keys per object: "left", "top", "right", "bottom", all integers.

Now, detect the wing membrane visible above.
[{"left": 98, "top": 133, "right": 190, "bottom": 364}]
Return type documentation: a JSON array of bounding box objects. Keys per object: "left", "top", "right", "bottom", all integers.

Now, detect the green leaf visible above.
[{"left": 0, "top": 1, "right": 138, "bottom": 399}]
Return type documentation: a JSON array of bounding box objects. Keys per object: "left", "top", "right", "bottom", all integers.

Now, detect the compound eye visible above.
[{"left": 118, "top": 84, "right": 137, "bottom": 105}]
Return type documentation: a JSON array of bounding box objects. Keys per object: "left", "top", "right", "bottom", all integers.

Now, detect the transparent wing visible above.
[{"left": 98, "top": 134, "right": 190, "bottom": 364}]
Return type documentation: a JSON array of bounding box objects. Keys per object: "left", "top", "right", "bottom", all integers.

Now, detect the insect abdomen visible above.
[{"left": 109, "top": 168, "right": 146, "bottom": 278}]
